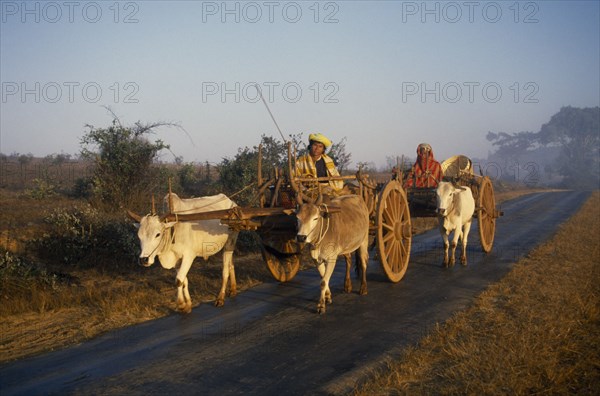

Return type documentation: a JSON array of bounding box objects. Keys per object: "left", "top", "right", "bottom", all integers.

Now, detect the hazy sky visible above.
[{"left": 1, "top": 0, "right": 599, "bottom": 168}]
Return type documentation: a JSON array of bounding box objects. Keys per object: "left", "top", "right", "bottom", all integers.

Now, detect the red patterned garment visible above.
[{"left": 403, "top": 143, "right": 443, "bottom": 188}]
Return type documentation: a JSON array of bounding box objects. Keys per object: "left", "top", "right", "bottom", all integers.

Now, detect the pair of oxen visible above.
[{"left": 127, "top": 181, "right": 474, "bottom": 314}]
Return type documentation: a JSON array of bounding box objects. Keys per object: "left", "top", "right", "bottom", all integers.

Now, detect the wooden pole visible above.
[
  {"left": 168, "top": 178, "right": 174, "bottom": 214},
  {"left": 258, "top": 144, "right": 264, "bottom": 208}
]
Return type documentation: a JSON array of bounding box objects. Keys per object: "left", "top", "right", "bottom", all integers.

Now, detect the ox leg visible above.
[
  {"left": 441, "top": 231, "right": 450, "bottom": 267},
  {"left": 216, "top": 232, "right": 239, "bottom": 307},
  {"left": 175, "top": 276, "right": 192, "bottom": 314},
  {"left": 358, "top": 241, "right": 369, "bottom": 296},
  {"left": 460, "top": 221, "right": 472, "bottom": 266},
  {"left": 317, "top": 261, "right": 326, "bottom": 278},
  {"left": 318, "top": 258, "right": 336, "bottom": 314},
  {"left": 216, "top": 251, "right": 235, "bottom": 307},
  {"left": 449, "top": 230, "right": 461, "bottom": 267},
  {"left": 344, "top": 254, "right": 352, "bottom": 293},
  {"left": 176, "top": 258, "right": 194, "bottom": 313}
]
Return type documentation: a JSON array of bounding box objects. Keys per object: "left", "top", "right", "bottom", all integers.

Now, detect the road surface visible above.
[{"left": 0, "top": 191, "right": 591, "bottom": 395}]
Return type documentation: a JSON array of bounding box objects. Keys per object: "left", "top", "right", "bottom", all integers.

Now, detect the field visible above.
[{"left": 1, "top": 186, "right": 598, "bottom": 394}]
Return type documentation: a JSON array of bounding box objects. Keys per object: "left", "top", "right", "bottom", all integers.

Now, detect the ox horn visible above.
[
  {"left": 295, "top": 187, "right": 304, "bottom": 205},
  {"left": 315, "top": 184, "right": 323, "bottom": 206},
  {"left": 126, "top": 210, "right": 142, "bottom": 223},
  {"left": 151, "top": 194, "right": 157, "bottom": 215}
]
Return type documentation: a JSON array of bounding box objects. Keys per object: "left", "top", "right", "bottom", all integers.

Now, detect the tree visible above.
[
  {"left": 487, "top": 106, "right": 599, "bottom": 189},
  {"left": 217, "top": 135, "right": 289, "bottom": 206},
  {"left": 538, "top": 106, "right": 599, "bottom": 189},
  {"left": 327, "top": 136, "right": 352, "bottom": 173},
  {"left": 80, "top": 118, "right": 172, "bottom": 211}
]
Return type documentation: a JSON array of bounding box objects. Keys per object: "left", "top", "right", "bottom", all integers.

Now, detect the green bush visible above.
[
  {"left": 32, "top": 205, "right": 139, "bottom": 271},
  {"left": 25, "top": 179, "right": 58, "bottom": 199},
  {"left": 71, "top": 177, "right": 93, "bottom": 199},
  {"left": 0, "top": 248, "right": 65, "bottom": 290}
]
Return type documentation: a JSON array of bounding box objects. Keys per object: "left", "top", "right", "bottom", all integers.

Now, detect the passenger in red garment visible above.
[{"left": 403, "top": 143, "right": 443, "bottom": 188}]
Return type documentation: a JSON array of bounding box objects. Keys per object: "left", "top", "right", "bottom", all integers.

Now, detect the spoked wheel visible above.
[
  {"left": 477, "top": 176, "right": 497, "bottom": 253},
  {"left": 261, "top": 244, "right": 301, "bottom": 282},
  {"left": 376, "top": 180, "right": 412, "bottom": 282}
]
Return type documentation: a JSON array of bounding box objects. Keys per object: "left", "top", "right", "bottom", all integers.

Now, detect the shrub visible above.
[
  {"left": 31, "top": 205, "right": 139, "bottom": 271},
  {"left": 0, "top": 248, "right": 65, "bottom": 291},
  {"left": 25, "top": 179, "right": 57, "bottom": 199},
  {"left": 71, "top": 177, "right": 93, "bottom": 199}
]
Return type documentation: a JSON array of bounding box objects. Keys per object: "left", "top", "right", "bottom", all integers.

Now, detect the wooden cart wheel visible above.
[
  {"left": 376, "top": 180, "right": 412, "bottom": 282},
  {"left": 477, "top": 176, "right": 496, "bottom": 253},
  {"left": 260, "top": 244, "right": 301, "bottom": 282}
]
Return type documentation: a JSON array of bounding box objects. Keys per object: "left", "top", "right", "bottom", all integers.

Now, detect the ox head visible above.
[
  {"left": 294, "top": 190, "right": 325, "bottom": 245},
  {"left": 127, "top": 210, "right": 176, "bottom": 268},
  {"left": 435, "top": 181, "right": 466, "bottom": 216}
]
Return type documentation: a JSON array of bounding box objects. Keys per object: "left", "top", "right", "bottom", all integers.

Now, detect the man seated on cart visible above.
[
  {"left": 295, "top": 133, "right": 344, "bottom": 195},
  {"left": 403, "top": 143, "right": 443, "bottom": 189}
]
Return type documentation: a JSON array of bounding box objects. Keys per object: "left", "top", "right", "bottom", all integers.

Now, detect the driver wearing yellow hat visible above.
[{"left": 295, "top": 133, "right": 343, "bottom": 192}]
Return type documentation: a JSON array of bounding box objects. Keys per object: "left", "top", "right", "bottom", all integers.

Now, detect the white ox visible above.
[
  {"left": 436, "top": 181, "right": 475, "bottom": 267},
  {"left": 295, "top": 194, "right": 370, "bottom": 314},
  {"left": 128, "top": 193, "right": 238, "bottom": 313}
]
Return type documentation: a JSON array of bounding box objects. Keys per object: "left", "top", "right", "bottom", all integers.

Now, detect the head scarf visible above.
[{"left": 308, "top": 133, "right": 332, "bottom": 148}]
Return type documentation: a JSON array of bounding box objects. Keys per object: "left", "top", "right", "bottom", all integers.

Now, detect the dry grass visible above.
[
  {"left": 0, "top": 254, "right": 271, "bottom": 363},
  {"left": 353, "top": 191, "right": 600, "bottom": 395}
]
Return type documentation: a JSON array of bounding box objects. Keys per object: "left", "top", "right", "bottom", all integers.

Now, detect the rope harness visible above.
[{"left": 310, "top": 204, "right": 330, "bottom": 248}]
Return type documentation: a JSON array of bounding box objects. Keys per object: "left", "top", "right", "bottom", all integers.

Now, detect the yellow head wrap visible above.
[{"left": 308, "top": 133, "right": 332, "bottom": 148}]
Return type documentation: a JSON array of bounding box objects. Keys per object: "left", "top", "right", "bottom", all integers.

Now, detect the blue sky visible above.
[{"left": 1, "top": 0, "right": 599, "bottom": 168}]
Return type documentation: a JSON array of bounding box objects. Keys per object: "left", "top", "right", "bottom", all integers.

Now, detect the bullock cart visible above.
[
  {"left": 400, "top": 154, "right": 503, "bottom": 255},
  {"left": 159, "top": 143, "right": 412, "bottom": 284},
  {"left": 159, "top": 151, "right": 501, "bottom": 285}
]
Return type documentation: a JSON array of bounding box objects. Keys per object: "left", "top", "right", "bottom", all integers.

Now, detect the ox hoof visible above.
[
  {"left": 228, "top": 289, "right": 237, "bottom": 298},
  {"left": 359, "top": 286, "right": 368, "bottom": 296},
  {"left": 177, "top": 305, "right": 192, "bottom": 314},
  {"left": 214, "top": 298, "right": 224, "bottom": 307},
  {"left": 317, "top": 300, "right": 327, "bottom": 314}
]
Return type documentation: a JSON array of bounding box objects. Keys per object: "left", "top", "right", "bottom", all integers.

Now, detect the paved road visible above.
[{"left": 0, "top": 191, "right": 591, "bottom": 395}]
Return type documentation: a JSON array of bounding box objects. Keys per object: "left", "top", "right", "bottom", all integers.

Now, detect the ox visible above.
[
  {"left": 436, "top": 181, "right": 475, "bottom": 267},
  {"left": 128, "top": 193, "right": 238, "bottom": 313},
  {"left": 295, "top": 193, "right": 370, "bottom": 314}
]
